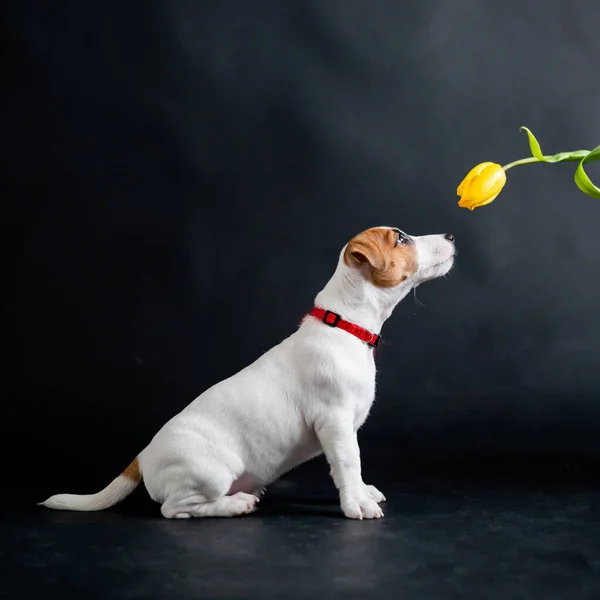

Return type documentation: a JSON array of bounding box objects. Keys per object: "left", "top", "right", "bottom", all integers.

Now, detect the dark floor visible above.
[{"left": 3, "top": 462, "right": 600, "bottom": 600}]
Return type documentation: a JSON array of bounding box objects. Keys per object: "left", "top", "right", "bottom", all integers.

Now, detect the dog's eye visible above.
[{"left": 396, "top": 232, "right": 409, "bottom": 245}]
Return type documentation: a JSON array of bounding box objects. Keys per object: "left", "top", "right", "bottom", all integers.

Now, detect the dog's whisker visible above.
[{"left": 413, "top": 287, "right": 426, "bottom": 308}]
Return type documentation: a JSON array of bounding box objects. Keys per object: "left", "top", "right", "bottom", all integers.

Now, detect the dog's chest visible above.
[
  {"left": 343, "top": 366, "right": 376, "bottom": 430},
  {"left": 352, "top": 391, "right": 376, "bottom": 430}
]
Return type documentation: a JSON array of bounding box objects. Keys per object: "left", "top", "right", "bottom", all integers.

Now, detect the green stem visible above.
[
  {"left": 502, "top": 157, "right": 540, "bottom": 171},
  {"left": 502, "top": 151, "right": 589, "bottom": 171}
]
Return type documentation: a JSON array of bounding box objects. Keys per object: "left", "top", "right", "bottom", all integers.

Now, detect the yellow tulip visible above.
[{"left": 457, "top": 162, "right": 507, "bottom": 210}]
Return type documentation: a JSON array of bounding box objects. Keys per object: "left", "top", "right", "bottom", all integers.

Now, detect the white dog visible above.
[{"left": 41, "top": 226, "right": 455, "bottom": 520}]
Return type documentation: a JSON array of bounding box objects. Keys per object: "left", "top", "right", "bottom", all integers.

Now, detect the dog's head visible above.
[{"left": 343, "top": 226, "right": 455, "bottom": 292}]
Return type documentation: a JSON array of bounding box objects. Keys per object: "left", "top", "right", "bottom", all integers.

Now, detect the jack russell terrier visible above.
[{"left": 41, "top": 226, "right": 455, "bottom": 520}]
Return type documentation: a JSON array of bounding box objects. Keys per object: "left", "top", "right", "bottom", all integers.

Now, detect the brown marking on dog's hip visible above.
[{"left": 122, "top": 457, "right": 142, "bottom": 482}]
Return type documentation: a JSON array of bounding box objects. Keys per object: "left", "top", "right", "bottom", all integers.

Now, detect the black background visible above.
[{"left": 4, "top": 0, "right": 600, "bottom": 506}]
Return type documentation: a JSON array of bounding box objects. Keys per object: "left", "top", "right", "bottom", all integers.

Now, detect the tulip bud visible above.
[{"left": 457, "top": 163, "right": 507, "bottom": 210}]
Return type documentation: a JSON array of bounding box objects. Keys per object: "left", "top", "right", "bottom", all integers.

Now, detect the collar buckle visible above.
[{"left": 322, "top": 310, "right": 341, "bottom": 327}]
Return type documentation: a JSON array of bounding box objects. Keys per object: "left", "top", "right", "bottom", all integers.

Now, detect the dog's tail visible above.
[{"left": 39, "top": 457, "right": 142, "bottom": 512}]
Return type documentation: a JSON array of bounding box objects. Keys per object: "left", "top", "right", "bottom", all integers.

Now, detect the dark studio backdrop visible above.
[{"left": 3, "top": 0, "right": 600, "bottom": 506}]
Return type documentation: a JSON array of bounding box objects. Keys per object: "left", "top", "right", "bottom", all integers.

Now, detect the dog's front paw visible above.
[
  {"left": 364, "top": 484, "right": 386, "bottom": 504},
  {"left": 341, "top": 491, "right": 384, "bottom": 520}
]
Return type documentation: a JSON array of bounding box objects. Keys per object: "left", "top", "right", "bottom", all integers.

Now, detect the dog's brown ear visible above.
[{"left": 344, "top": 231, "right": 385, "bottom": 272}]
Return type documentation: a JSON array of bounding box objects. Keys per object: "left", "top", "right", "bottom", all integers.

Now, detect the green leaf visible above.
[
  {"left": 574, "top": 145, "right": 600, "bottom": 200},
  {"left": 520, "top": 127, "right": 589, "bottom": 163},
  {"left": 520, "top": 126, "right": 547, "bottom": 161}
]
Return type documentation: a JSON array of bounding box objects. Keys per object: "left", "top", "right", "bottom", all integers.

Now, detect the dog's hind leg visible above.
[
  {"left": 157, "top": 459, "right": 260, "bottom": 519},
  {"left": 161, "top": 492, "right": 259, "bottom": 519}
]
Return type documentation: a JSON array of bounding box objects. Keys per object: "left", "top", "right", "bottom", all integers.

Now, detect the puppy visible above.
[{"left": 41, "top": 226, "right": 455, "bottom": 520}]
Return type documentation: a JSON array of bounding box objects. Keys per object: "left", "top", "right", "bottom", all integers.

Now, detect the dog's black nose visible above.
[{"left": 444, "top": 233, "right": 455, "bottom": 242}]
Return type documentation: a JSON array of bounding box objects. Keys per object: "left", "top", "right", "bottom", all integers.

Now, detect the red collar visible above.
[{"left": 308, "top": 307, "right": 382, "bottom": 349}]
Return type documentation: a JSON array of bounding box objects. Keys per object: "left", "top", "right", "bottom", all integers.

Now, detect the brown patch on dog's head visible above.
[
  {"left": 343, "top": 227, "right": 417, "bottom": 288},
  {"left": 122, "top": 457, "right": 142, "bottom": 482}
]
